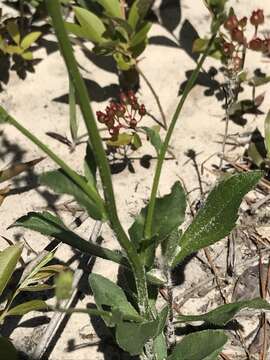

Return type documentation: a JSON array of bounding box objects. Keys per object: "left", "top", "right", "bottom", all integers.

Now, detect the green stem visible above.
[
  {"left": 144, "top": 34, "right": 217, "bottom": 240},
  {"left": 2, "top": 111, "right": 104, "bottom": 213},
  {"left": 46, "top": 0, "right": 149, "bottom": 316}
]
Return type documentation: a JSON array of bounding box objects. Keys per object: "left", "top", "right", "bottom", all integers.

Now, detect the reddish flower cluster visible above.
[
  {"left": 221, "top": 9, "right": 268, "bottom": 71},
  {"left": 96, "top": 91, "right": 146, "bottom": 140}
]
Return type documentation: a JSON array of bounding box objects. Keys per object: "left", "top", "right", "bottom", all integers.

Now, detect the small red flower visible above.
[
  {"left": 250, "top": 9, "right": 264, "bottom": 27},
  {"left": 224, "top": 15, "right": 238, "bottom": 31},
  {"left": 249, "top": 37, "right": 263, "bottom": 51}
]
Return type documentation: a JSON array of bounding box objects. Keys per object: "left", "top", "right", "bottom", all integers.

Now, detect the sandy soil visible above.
[{"left": 1, "top": 0, "right": 270, "bottom": 359}]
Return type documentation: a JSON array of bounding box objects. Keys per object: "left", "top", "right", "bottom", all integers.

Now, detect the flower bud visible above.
[
  {"left": 96, "top": 111, "right": 106, "bottom": 123},
  {"left": 224, "top": 15, "right": 238, "bottom": 31},
  {"left": 239, "top": 17, "right": 247, "bottom": 28},
  {"left": 223, "top": 42, "right": 235, "bottom": 56},
  {"left": 116, "top": 103, "right": 126, "bottom": 116},
  {"left": 250, "top": 9, "right": 264, "bottom": 27},
  {"left": 249, "top": 37, "right": 263, "bottom": 51},
  {"left": 231, "top": 28, "right": 245, "bottom": 44},
  {"left": 119, "top": 92, "right": 128, "bottom": 104},
  {"left": 139, "top": 104, "right": 146, "bottom": 116},
  {"left": 129, "top": 118, "right": 137, "bottom": 129}
]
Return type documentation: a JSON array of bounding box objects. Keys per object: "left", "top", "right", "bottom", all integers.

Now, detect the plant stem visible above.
[
  {"left": 136, "top": 65, "right": 167, "bottom": 130},
  {"left": 1, "top": 110, "right": 104, "bottom": 213},
  {"left": 46, "top": 0, "right": 150, "bottom": 317},
  {"left": 144, "top": 34, "right": 217, "bottom": 240}
]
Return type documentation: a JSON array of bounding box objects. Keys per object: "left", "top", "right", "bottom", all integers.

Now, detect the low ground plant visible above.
[{"left": 0, "top": 0, "right": 270, "bottom": 359}]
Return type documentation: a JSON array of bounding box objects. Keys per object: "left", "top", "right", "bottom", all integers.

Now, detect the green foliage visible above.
[
  {"left": 172, "top": 171, "right": 262, "bottom": 267},
  {"left": 129, "top": 181, "right": 186, "bottom": 267},
  {"left": 168, "top": 330, "right": 228, "bottom": 360},
  {"left": 65, "top": 0, "right": 152, "bottom": 71},
  {"left": 0, "top": 244, "right": 23, "bottom": 296},
  {"left": 55, "top": 271, "right": 73, "bottom": 301},
  {"left": 89, "top": 273, "right": 142, "bottom": 326},
  {"left": 39, "top": 169, "right": 105, "bottom": 221},
  {"left": 176, "top": 298, "right": 270, "bottom": 326}
]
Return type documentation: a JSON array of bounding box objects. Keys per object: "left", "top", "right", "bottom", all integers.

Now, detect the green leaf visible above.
[
  {"left": 129, "top": 181, "right": 186, "bottom": 246},
  {"left": 248, "top": 75, "right": 270, "bottom": 87},
  {"left": 146, "top": 268, "right": 167, "bottom": 286},
  {"left": 7, "top": 300, "right": 48, "bottom": 316},
  {"left": 107, "top": 132, "right": 133, "bottom": 147},
  {"left": 162, "top": 228, "right": 182, "bottom": 267},
  {"left": 40, "top": 169, "right": 103, "bottom": 220},
  {"left": 176, "top": 298, "right": 270, "bottom": 326},
  {"left": 69, "top": 76, "right": 78, "bottom": 143},
  {"left": 248, "top": 142, "right": 265, "bottom": 168},
  {"left": 169, "top": 330, "right": 227, "bottom": 360},
  {"left": 116, "top": 306, "right": 168, "bottom": 355},
  {"left": 89, "top": 273, "right": 141, "bottom": 326},
  {"left": 6, "top": 21, "right": 20, "bottom": 45},
  {"left": 130, "top": 21, "right": 151, "bottom": 48},
  {"left": 21, "top": 51, "right": 33, "bottom": 61},
  {"left": 0, "top": 244, "right": 23, "bottom": 296},
  {"left": 153, "top": 333, "right": 167, "bottom": 360},
  {"left": 94, "top": 0, "right": 122, "bottom": 18},
  {"left": 131, "top": 133, "right": 142, "bottom": 150},
  {"left": 55, "top": 271, "right": 73, "bottom": 301},
  {"left": 21, "top": 32, "right": 41, "bottom": 49},
  {"left": 11, "top": 211, "right": 126, "bottom": 266},
  {"left": 113, "top": 52, "right": 135, "bottom": 70},
  {"left": 84, "top": 143, "right": 97, "bottom": 186},
  {"left": 0, "top": 337, "right": 18, "bottom": 360},
  {"left": 142, "top": 126, "right": 162, "bottom": 155},
  {"left": 172, "top": 171, "right": 262, "bottom": 268},
  {"left": 128, "top": 0, "right": 152, "bottom": 30},
  {"left": 65, "top": 22, "right": 87, "bottom": 38},
  {"left": 264, "top": 110, "right": 270, "bottom": 159},
  {"left": 73, "top": 6, "right": 106, "bottom": 44}
]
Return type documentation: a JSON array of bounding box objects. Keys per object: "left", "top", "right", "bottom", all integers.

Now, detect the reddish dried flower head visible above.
[
  {"left": 250, "top": 9, "right": 264, "bottom": 27},
  {"left": 139, "top": 104, "right": 146, "bottom": 116},
  {"left": 224, "top": 15, "right": 238, "bottom": 31},
  {"left": 110, "top": 102, "right": 118, "bottom": 112},
  {"left": 96, "top": 111, "right": 106, "bottom": 123},
  {"left": 249, "top": 37, "right": 263, "bottom": 51},
  {"left": 129, "top": 118, "right": 137, "bottom": 129},
  {"left": 231, "top": 28, "right": 245, "bottom": 44},
  {"left": 106, "top": 117, "right": 115, "bottom": 129},
  {"left": 116, "top": 103, "right": 126, "bottom": 116},
  {"left": 127, "top": 90, "right": 137, "bottom": 103},
  {"left": 223, "top": 42, "right": 235, "bottom": 56},
  {"left": 119, "top": 92, "right": 128, "bottom": 104}
]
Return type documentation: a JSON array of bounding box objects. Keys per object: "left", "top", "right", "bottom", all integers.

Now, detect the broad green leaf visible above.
[
  {"left": 55, "top": 271, "right": 73, "bottom": 301},
  {"left": 11, "top": 211, "right": 126, "bottom": 266},
  {"left": 172, "top": 171, "right": 262, "bottom": 268},
  {"left": 169, "top": 330, "right": 227, "bottom": 360},
  {"left": 153, "top": 333, "right": 167, "bottom": 360},
  {"left": 128, "top": 0, "right": 152, "bottom": 30},
  {"left": 192, "top": 38, "right": 209, "bottom": 53},
  {"left": 142, "top": 126, "right": 162, "bottom": 155},
  {"left": 107, "top": 132, "right": 133, "bottom": 147},
  {"left": 21, "top": 32, "right": 41, "bottom": 49},
  {"left": 130, "top": 21, "right": 151, "bottom": 48},
  {"left": 176, "top": 298, "right": 270, "bottom": 326},
  {"left": 0, "top": 157, "right": 43, "bottom": 183},
  {"left": 129, "top": 181, "right": 186, "bottom": 246},
  {"left": 84, "top": 143, "right": 97, "bottom": 186},
  {"left": 65, "top": 22, "right": 87, "bottom": 38},
  {"left": 7, "top": 300, "right": 47, "bottom": 316},
  {"left": 0, "top": 337, "right": 18, "bottom": 360},
  {"left": 116, "top": 306, "right": 168, "bottom": 355},
  {"left": 0, "top": 244, "right": 23, "bottom": 296},
  {"left": 73, "top": 6, "right": 106, "bottom": 44},
  {"left": 162, "top": 228, "right": 182, "bottom": 267},
  {"left": 94, "top": 0, "right": 122, "bottom": 18},
  {"left": 192, "top": 38, "right": 223, "bottom": 59},
  {"left": 146, "top": 268, "right": 167, "bottom": 286},
  {"left": 89, "top": 273, "right": 141, "bottom": 326},
  {"left": 264, "top": 110, "right": 270, "bottom": 159},
  {"left": 4, "top": 45, "right": 23, "bottom": 55},
  {"left": 40, "top": 169, "right": 103, "bottom": 220},
  {"left": 6, "top": 21, "right": 20, "bottom": 45},
  {"left": 21, "top": 51, "right": 33, "bottom": 61}
]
